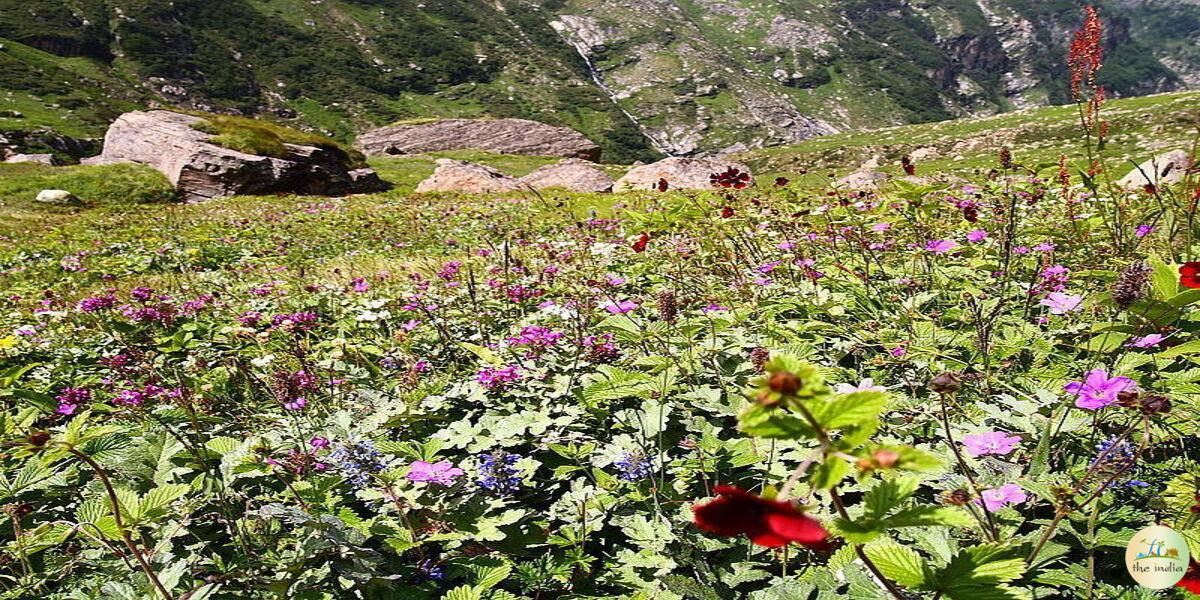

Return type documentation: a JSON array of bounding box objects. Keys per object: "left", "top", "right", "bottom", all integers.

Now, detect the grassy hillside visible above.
[{"left": 0, "top": 0, "right": 1196, "bottom": 159}]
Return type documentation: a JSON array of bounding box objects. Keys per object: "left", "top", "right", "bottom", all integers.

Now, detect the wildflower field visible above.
[{"left": 3, "top": 20, "right": 1200, "bottom": 600}]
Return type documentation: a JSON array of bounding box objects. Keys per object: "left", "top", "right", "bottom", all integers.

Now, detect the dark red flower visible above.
[
  {"left": 1180, "top": 262, "right": 1200, "bottom": 289},
  {"left": 901, "top": 155, "right": 916, "bottom": 176},
  {"left": 711, "top": 167, "right": 752, "bottom": 190},
  {"left": 692, "top": 485, "right": 830, "bottom": 549},
  {"left": 632, "top": 233, "right": 650, "bottom": 253},
  {"left": 1179, "top": 560, "right": 1200, "bottom": 595},
  {"left": 655, "top": 178, "right": 669, "bottom": 192},
  {"left": 721, "top": 206, "right": 735, "bottom": 218},
  {"left": 774, "top": 177, "right": 790, "bottom": 187}
]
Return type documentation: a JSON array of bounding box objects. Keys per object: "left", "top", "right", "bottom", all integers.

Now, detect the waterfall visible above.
[{"left": 552, "top": 27, "right": 674, "bottom": 156}]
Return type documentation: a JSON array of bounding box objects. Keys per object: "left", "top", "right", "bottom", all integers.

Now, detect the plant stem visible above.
[
  {"left": 936, "top": 392, "right": 1000, "bottom": 542},
  {"left": 68, "top": 447, "right": 173, "bottom": 600}
]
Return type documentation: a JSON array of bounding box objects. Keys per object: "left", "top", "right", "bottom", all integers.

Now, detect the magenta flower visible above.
[
  {"left": 1040, "top": 292, "right": 1083, "bottom": 315},
  {"left": 890, "top": 346, "right": 907, "bottom": 358},
  {"left": 966, "top": 230, "right": 989, "bottom": 243},
  {"left": 310, "top": 436, "right": 331, "bottom": 449},
  {"left": 1064, "top": 369, "right": 1136, "bottom": 410},
  {"left": 961, "top": 431, "right": 1022, "bottom": 457},
  {"left": 1135, "top": 225, "right": 1154, "bottom": 238},
  {"left": 925, "top": 240, "right": 957, "bottom": 253},
  {"left": 283, "top": 397, "right": 308, "bottom": 411},
  {"left": 977, "top": 483, "right": 1027, "bottom": 511},
  {"left": 603, "top": 300, "right": 639, "bottom": 314},
  {"left": 406, "top": 460, "right": 464, "bottom": 486},
  {"left": 1128, "top": 334, "right": 1164, "bottom": 348}
]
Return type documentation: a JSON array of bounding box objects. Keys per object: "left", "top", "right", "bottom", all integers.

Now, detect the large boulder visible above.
[
  {"left": 520, "top": 159, "right": 614, "bottom": 193},
  {"left": 415, "top": 159, "right": 523, "bottom": 194},
  {"left": 1118, "top": 150, "right": 1192, "bottom": 190},
  {"left": 358, "top": 118, "right": 601, "bottom": 161},
  {"left": 92, "top": 110, "right": 388, "bottom": 202},
  {"left": 35, "top": 189, "right": 79, "bottom": 205},
  {"left": 613, "top": 157, "right": 753, "bottom": 192}
]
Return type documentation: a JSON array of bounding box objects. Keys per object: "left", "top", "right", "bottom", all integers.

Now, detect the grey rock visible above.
[
  {"left": 1118, "top": 150, "right": 1192, "bottom": 189},
  {"left": 415, "top": 159, "right": 523, "bottom": 194},
  {"left": 35, "top": 189, "right": 79, "bottom": 205},
  {"left": 95, "top": 110, "right": 388, "bottom": 202},
  {"left": 358, "top": 118, "right": 601, "bottom": 161},
  {"left": 838, "top": 168, "right": 890, "bottom": 190},
  {"left": 520, "top": 159, "right": 614, "bottom": 193},
  {"left": 613, "top": 156, "right": 753, "bottom": 191},
  {"left": 5, "top": 153, "right": 59, "bottom": 166}
]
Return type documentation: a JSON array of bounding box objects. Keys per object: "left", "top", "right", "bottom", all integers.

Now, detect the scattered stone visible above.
[
  {"left": 415, "top": 159, "right": 523, "bottom": 194},
  {"left": 613, "top": 156, "right": 754, "bottom": 192},
  {"left": 837, "top": 168, "right": 890, "bottom": 189},
  {"left": 0, "top": 110, "right": 23, "bottom": 119},
  {"left": 520, "top": 159, "right": 614, "bottom": 193},
  {"left": 4, "top": 153, "right": 59, "bottom": 166},
  {"left": 35, "top": 189, "right": 79, "bottom": 205},
  {"left": 1118, "top": 149, "right": 1193, "bottom": 189},
  {"left": 358, "top": 118, "right": 601, "bottom": 160},
  {"left": 93, "top": 110, "right": 389, "bottom": 202}
]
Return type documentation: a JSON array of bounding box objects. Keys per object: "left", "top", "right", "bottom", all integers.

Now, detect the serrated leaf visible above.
[
  {"left": 738, "top": 404, "right": 816, "bottom": 440},
  {"left": 817, "top": 390, "right": 888, "bottom": 429},
  {"left": 865, "top": 541, "right": 928, "bottom": 588}
]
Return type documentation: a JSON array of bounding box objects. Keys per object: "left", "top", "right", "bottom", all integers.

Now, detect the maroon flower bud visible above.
[
  {"left": 929, "top": 372, "right": 962, "bottom": 394},
  {"left": 768, "top": 372, "right": 802, "bottom": 395}
]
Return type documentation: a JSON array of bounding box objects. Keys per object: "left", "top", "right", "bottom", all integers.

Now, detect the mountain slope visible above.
[{"left": 0, "top": 0, "right": 1195, "bottom": 160}]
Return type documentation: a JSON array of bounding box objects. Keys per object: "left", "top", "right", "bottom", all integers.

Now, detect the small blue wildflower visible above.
[
  {"left": 613, "top": 451, "right": 654, "bottom": 482},
  {"left": 478, "top": 451, "right": 521, "bottom": 494},
  {"left": 331, "top": 440, "right": 386, "bottom": 489},
  {"left": 416, "top": 558, "right": 444, "bottom": 581}
]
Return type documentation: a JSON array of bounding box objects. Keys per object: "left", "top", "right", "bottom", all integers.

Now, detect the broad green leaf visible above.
[
  {"left": 865, "top": 541, "right": 928, "bottom": 588},
  {"left": 816, "top": 390, "right": 888, "bottom": 429},
  {"left": 738, "top": 404, "right": 816, "bottom": 440},
  {"left": 810, "top": 457, "right": 850, "bottom": 489}
]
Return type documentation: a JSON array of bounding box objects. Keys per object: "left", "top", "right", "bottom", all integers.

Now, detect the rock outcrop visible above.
[
  {"left": 837, "top": 168, "right": 890, "bottom": 190},
  {"left": 1118, "top": 150, "right": 1193, "bottom": 189},
  {"left": 520, "top": 159, "right": 614, "bottom": 193},
  {"left": 613, "top": 157, "right": 753, "bottom": 192},
  {"left": 92, "top": 110, "right": 388, "bottom": 202},
  {"left": 415, "top": 159, "right": 523, "bottom": 194},
  {"left": 358, "top": 119, "right": 601, "bottom": 161}
]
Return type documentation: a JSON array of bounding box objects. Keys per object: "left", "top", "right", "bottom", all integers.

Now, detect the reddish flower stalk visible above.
[{"left": 1069, "top": 6, "right": 1104, "bottom": 102}]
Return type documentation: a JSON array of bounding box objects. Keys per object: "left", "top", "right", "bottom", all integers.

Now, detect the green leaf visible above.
[
  {"left": 810, "top": 457, "right": 850, "bottom": 490},
  {"left": 864, "top": 476, "right": 921, "bottom": 519},
  {"left": 442, "top": 585, "right": 482, "bottom": 600},
  {"left": 865, "top": 541, "right": 928, "bottom": 588},
  {"left": 816, "top": 390, "right": 888, "bottom": 429},
  {"left": 137, "top": 483, "right": 190, "bottom": 522},
  {"left": 887, "top": 506, "right": 975, "bottom": 529},
  {"left": 458, "top": 342, "right": 502, "bottom": 366},
  {"left": 1148, "top": 256, "right": 1179, "bottom": 300},
  {"left": 1158, "top": 339, "right": 1200, "bottom": 359},
  {"left": 1079, "top": 332, "right": 1129, "bottom": 353},
  {"left": 738, "top": 404, "right": 816, "bottom": 440}
]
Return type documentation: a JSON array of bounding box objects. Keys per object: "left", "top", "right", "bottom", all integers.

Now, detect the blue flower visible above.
[
  {"left": 613, "top": 451, "right": 654, "bottom": 482},
  {"left": 478, "top": 452, "right": 521, "bottom": 494},
  {"left": 331, "top": 440, "right": 386, "bottom": 489}
]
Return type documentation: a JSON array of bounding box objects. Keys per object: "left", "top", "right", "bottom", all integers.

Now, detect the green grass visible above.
[
  {"left": 190, "top": 114, "right": 368, "bottom": 169},
  {"left": 0, "top": 163, "right": 176, "bottom": 237},
  {"left": 739, "top": 91, "right": 1200, "bottom": 181}
]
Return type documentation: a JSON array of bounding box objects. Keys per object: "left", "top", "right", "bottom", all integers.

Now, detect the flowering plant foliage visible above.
[{"left": 0, "top": 9, "right": 1198, "bottom": 599}]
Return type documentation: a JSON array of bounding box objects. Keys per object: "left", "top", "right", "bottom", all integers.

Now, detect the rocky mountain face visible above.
[{"left": 0, "top": 0, "right": 1195, "bottom": 160}]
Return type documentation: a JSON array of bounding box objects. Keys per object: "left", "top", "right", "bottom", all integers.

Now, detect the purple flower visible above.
[
  {"left": 477, "top": 365, "right": 521, "bottom": 390},
  {"left": 283, "top": 397, "right": 307, "bottom": 411},
  {"left": 1040, "top": 292, "right": 1083, "bottom": 315},
  {"left": 406, "top": 460, "right": 464, "bottom": 486},
  {"left": 55, "top": 387, "right": 90, "bottom": 415},
  {"left": 966, "top": 230, "right": 989, "bottom": 243},
  {"left": 1065, "top": 369, "right": 1136, "bottom": 410},
  {"left": 310, "top": 436, "right": 330, "bottom": 449},
  {"left": 961, "top": 431, "right": 1022, "bottom": 457},
  {"left": 77, "top": 294, "right": 117, "bottom": 312},
  {"left": 350, "top": 277, "right": 370, "bottom": 293},
  {"left": 1135, "top": 225, "right": 1154, "bottom": 238},
  {"left": 977, "top": 483, "right": 1027, "bottom": 511},
  {"left": 890, "top": 346, "right": 907, "bottom": 358},
  {"left": 925, "top": 240, "right": 957, "bottom": 253},
  {"left": 603, "top": 300, "right": 639, "bottom": 314},
  {"left": 1128, "top": 334, "right": 1164, "bottom": 348}
]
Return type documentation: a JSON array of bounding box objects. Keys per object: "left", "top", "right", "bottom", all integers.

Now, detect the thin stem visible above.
[
  {"left": 67, "top": 447, "right": 173, "bottom": 600},
  {"left": 937, "top": 392, "right": 1000, "bottom": 542}
]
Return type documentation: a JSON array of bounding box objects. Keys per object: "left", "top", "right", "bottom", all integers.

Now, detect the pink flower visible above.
[
  {"left": 961, "top": 431, "right": 1022, "bottom": 457},
  {"left": 966, "top": 230, "right": 989, "bottom": 243},
  {"left": 925, "top": 240, "right": 957, "bottom": 253},
  {"left": 977, "top": 483, "right": 1027, "bottom": 511},
  {"left": 834, "top": 378, "right": 886, "bottom": 394},
  {"left": 890, "top": 346, "right": 907, "bottom": 358},
  {"left": 283, "top": 397, "right": 307, "bottom": 411},
  {"left": 406, "top": 460, "right": 464, "bottom": 486},
  {"left": 603, "top": 300, "right": 639, "bottom": 314},
  {"left": 1064, "top": 369, "right": 1136, "bottom": 410},
  {"left": 1040, "top": 292, "right": 1083, "bottom": 315},
  {"left": 872, "top": 223, "right": 892, "bottom": 232},
  {"left": 1128, "top": 334, "right": 1164, "bottom": 348},
  {"left": 1135, "top": 225, "right": 1154, "bottom": 238}
]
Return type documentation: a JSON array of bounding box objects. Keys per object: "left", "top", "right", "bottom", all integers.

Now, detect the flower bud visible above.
[
  {"left": 873, "top": 450, "right": 900, "bottom": 469},
  {"left": 945, "top": 489, "right": 971, "bottom": 506},
  {"left": 26, "top": 431, "right": 50, "bottom": 448},
  {"left": 928, "top": 372, "right": 961, "bottom": 394},
  {"left": 768, "top": 371, "right": 802, "bottom": 395}
]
